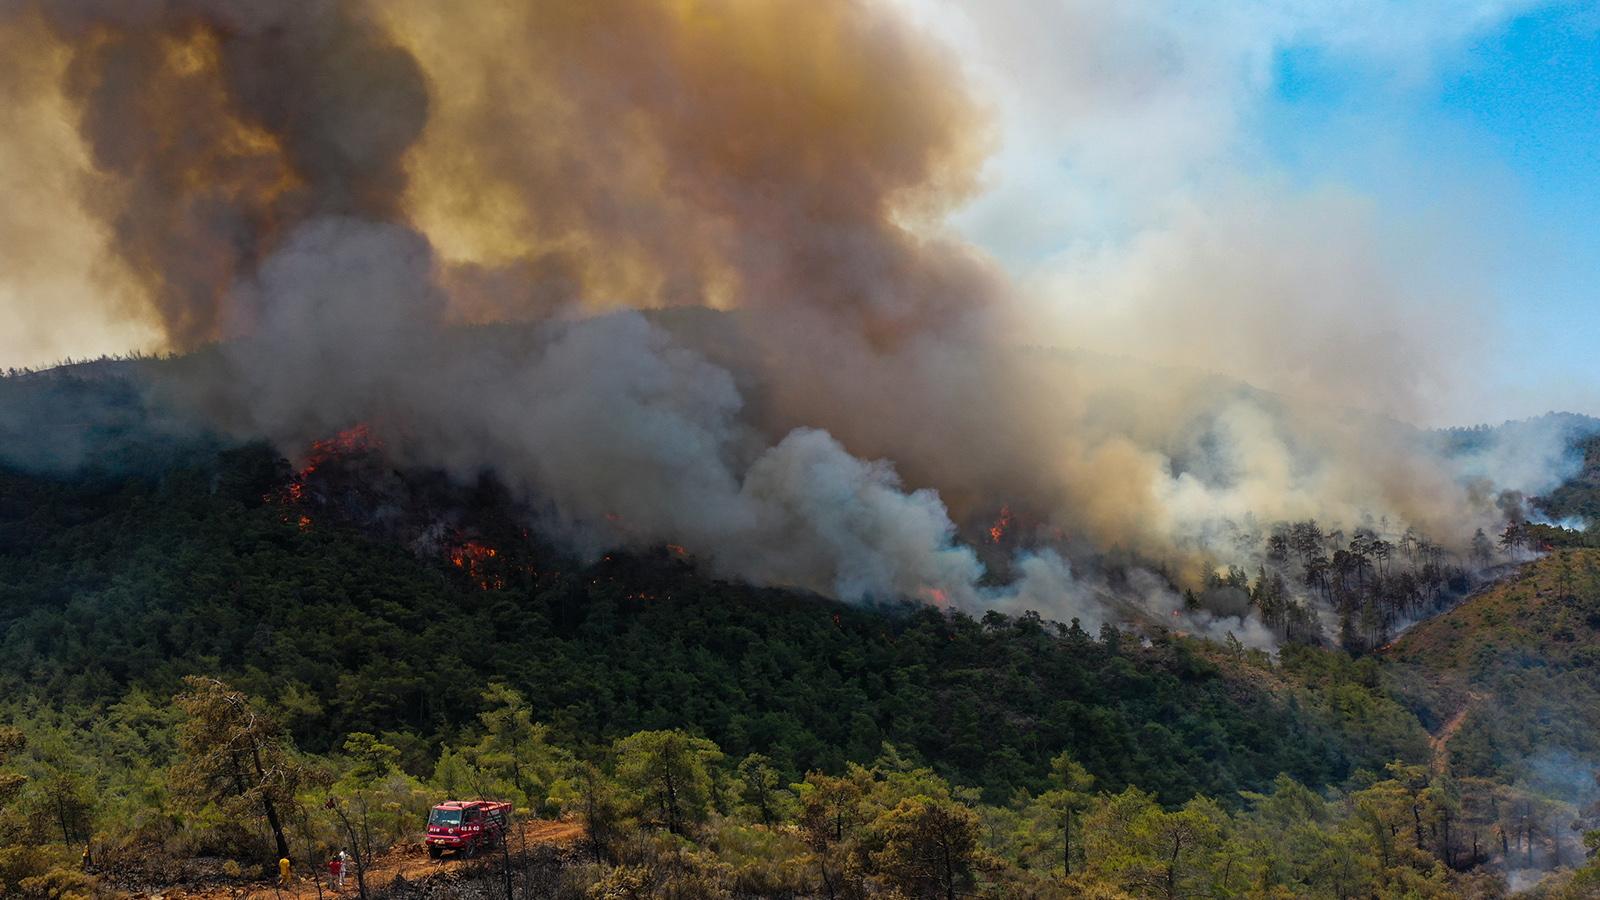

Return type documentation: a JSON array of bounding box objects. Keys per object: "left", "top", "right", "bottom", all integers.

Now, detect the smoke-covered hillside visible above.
[
  {"left": 1383, "top": 549, "right": 1600, "bottom": 889},
  {"left": 1531, "top": 432, "right": 1600, "bottom": 528},
  {"left": 0, "top": 0, "right": 1587, "bottom": 664},
  {"left": 2, "top": 1, "right": 1599, "bottom": 894},
  {"left": 0, "top": 438, "right": 1414, "bottom": 803},
  {"left": 6, "top": 390, "right": 1600, "bottom": 895},
  {"left": 5, "top": 333, "right": 1592, "bottom": 662}
]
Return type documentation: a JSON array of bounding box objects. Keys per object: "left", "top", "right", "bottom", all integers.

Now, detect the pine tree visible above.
[{"left": 171, "top": 677, "right": 306, "bottom": 862}]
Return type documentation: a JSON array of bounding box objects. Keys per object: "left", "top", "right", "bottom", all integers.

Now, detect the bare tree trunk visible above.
[
  {"left": 250, "top": 744, "right": 291, "bottom": 860},
  {"left": 661, "top": 763, "right": 680, "bottom": 835},
  {"left": 1165, "top": 837, "right": 1181, "bottom": 900},
  {"left": 328, "top": 802, "right": 370, "bottom": 900},
  {"left": 943, "top": 838, "right": 955, "bottom": 900},
  {"left": 55, "top": 792, "right": 71, "bottom": 845},
  {"left": 1063, "top": 808, "right": 1072, "bottom": 876}
]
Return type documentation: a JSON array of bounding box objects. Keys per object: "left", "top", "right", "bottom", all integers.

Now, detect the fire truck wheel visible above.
[
  {"left": 428, "top": 845, "right": 442, "bottom": 860},
  {"left": 463, "top": 841, "right": 478, "bottom": 859}
]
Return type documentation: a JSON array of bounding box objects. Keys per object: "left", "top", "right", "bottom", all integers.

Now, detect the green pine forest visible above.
[{"left": 5, "top": 429, "right": 1600, "bottom": 897}]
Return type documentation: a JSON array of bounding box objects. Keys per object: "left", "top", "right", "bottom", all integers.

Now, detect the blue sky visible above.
[
  {"left": 912, "top": 0, "right": 1600, "bottom": 425},
  {"left": 1266, "top": 3, "right": 1600, "bottom": 419}
]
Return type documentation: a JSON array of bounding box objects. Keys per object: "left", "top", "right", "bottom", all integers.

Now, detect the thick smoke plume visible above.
[
  {"left": 0, "top": 0, "right": 1583, "bottom": 645},
  {"left": 6, "top": 0, "right": 429, "bottom": 348}
]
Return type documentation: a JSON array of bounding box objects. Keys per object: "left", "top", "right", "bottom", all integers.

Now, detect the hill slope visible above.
[
  {"left": 1537, "top": 433, "right": 1600, "bottom": 525},
  {"left": 16, "top": 364, "right": 1600, "bottom": 894},
  {"left": 0, "top": 440, "right": 1427, "bottom": 807},
  {"left": 1385, "top": 549, "right": 1600, "bottom": 793}
]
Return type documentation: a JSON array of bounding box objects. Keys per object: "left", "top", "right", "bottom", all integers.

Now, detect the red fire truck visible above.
[{"left": 424, "top": 799, "right": 512, "bottom": 859}]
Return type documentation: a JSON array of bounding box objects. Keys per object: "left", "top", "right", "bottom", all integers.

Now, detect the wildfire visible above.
[
  {"left": 666, "top": 544, "right": 688, "bottom": 558},
  {"left": 918, "top": 586, "right": 951, "bottom": 607},
  {"left": 265, "top": 423, "right": 378, "bottom": 524},
  {"left": 988, "top": 506, "right": 1014, "bottom": 544},
  {"left": 449, "top": 543, "right": 498, "bottom": 565},
  {"left": 448, "top": 540, "right": 505, "bottom": 591},
  {"left": 300, "top": 424, "right": 378, "bottom": 477}
]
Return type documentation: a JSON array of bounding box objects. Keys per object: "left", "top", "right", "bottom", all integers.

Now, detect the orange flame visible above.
[
  {"left": 265, "top": 423, "right": 378, "bottom": 520},
  {"left": 448, "top": 540, "right": 505, "bottom": 590},
  {"left": 988, "top": 505, "right": 1013, "bottom": 544},
  {"left": 300, "top": 423, "right": 377, "bottom": 477}
]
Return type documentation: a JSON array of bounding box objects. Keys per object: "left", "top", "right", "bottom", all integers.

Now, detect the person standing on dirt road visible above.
[{"left": 328, "top": 853, "right": 344, "bottom": 890}]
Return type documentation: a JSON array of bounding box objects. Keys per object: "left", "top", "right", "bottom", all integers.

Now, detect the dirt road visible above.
[
  {"left": 134, "top": 819, "right": 585, "bottom": 899},
  {"left": 1430, "top": 691, "right": 1487, "bottom": 774}
]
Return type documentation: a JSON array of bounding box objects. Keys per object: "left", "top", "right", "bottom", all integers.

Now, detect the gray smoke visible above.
[{"left": 0, "top": 0, "right": 1591, "bottom": 649}]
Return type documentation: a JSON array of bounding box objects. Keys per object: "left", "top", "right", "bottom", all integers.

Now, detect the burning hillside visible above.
[{"left": 0, "top": 0, "right": 1589, "bottom": 650}]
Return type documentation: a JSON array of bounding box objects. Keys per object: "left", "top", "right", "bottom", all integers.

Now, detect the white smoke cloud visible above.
[
  {"left": 414, "top": 315, "right": 994, "bottom": 607},
  {"left": 210, "top": 222, "right": 1298, "bottom": 637},
  {"left": 228, "top": 275, "right": 992, "bottom": 606},
  {"left": 223, "top": 217, "right": 446, "bottom": 440},
  {"left": 179, "top": 209, "right": 1579, "bottom": 652},
  {"left": 737, "top": 428, "right": 985, "bottom": 603},
  {"left": 894, "top": 0, "right": 1554, "bottom": 425},
  {"left": 1441, "top": 413, "right": 1591, "bottom": 500},
  {"left": 899, "top": 0, "right": 1551, "bottom": 208}
]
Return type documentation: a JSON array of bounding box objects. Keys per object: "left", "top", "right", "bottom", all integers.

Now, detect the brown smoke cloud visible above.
[
  {"left": 7, "top": 0, "right": 997, "bottom": 343},
  {"left": 10, "top": 0, "right": 427, "bottom": 347},
  {"left": 0, "top": 0, "right": 1580, "bottom": 645},
  {"left": 383, "top": 0, "right": 999, "bottom": 341},
  {"left": 0, "top": 9, "right": 155, "bottom": 365}
]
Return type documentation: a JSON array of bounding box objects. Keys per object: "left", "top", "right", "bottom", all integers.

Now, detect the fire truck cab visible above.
[{"left": 424, "top": 799, "right": 512, "bottom": 859}]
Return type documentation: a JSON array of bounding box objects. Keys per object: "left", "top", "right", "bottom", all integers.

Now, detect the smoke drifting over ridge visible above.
[{"left": 0, "top": 0, "right": 1582, "bottom": 643}]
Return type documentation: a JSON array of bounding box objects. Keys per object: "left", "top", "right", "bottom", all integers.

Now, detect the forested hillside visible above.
[
  {"left": 1536, "top": 434, "right": 1600, "bottom": 526},
  {"left": 1388, "top": 550, "right": 1600, "bottom": 791},
  {"left": 8, "top": 426, "right": 1600, "bottom": 896},
  {"left": 5, "top": 388, "right": 1600, "bottom": 896},
  {"left": 0, "top": 443, "right": 1418, "bottom": 806}
]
